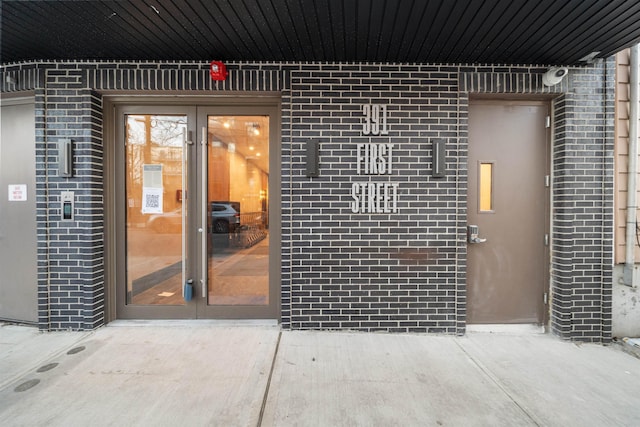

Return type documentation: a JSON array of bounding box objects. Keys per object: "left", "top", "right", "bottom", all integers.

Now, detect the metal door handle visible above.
[
  {"left": 181, "top": 129, "right": 188, "bottom": 298},
  {"left": 201, "top": 126, "right": 208, "bottom": 299},
  {"left": 469, "top": 236, "right": 487, "bottom": 244},
  {"left": 467, "top": 225, "right": 487, "bottom": 244}
]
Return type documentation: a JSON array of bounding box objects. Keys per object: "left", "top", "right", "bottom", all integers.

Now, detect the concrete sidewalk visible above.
[{"left": 0, "top": 322, "right": 639, "bottom": 426}]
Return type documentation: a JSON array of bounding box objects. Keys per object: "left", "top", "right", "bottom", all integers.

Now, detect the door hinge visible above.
[
  {"left": 544, "top": 234, "right": 549, "bottom": 246},
  {"left": 545, "top": 175, "right": 550, "bottom": 187},
  {"left": 544, "top": 292, "right": 548, "bottom": 304},
  {"left": 545, "top": 116, "right": 551, "bottom": 128}
]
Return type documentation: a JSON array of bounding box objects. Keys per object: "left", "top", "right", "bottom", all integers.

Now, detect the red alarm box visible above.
[{"left": 210, "top": 61, "right": 228, "bottom": 81}]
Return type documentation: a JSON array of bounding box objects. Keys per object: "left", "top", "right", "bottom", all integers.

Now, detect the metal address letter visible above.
[{"left": 362, "top": 104, "right": 389, "bottom": 136}]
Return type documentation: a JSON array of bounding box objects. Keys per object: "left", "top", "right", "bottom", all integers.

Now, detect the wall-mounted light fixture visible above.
[
  {"left": 59, "top": 139, "right": 74, "bottom": 178},
  {"left": 305, "top": 139, "right": 320, "bottom": 177},
  {"left": 432, "top": 139, "right": 446, "bottom": 178}
]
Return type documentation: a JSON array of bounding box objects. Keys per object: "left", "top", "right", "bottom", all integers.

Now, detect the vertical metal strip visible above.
[
  {"left": 624, "top": 44, "right": 640, "bottom": 286},
  {"left": 181, "top": 128, "right": 188, "bottom": 297},
  {"left": 201, "top": 125, "right": 208, "bottom": 298}
]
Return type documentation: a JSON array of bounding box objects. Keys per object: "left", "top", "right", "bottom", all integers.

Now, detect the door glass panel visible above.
[
  {"left": 479, "top": 162, "right": 493, "bottom": 212},
  {"left": 125, "top": 115, "right": 186, "bottom": 305},
  {"left": 207, "top": 116, "right": 269, "bottom": 305}
]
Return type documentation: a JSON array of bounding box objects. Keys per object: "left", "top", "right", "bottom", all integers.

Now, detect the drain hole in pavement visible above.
[
  {"left": 14, "top": 379, "right": 40, "bottom": 392},
  {"left": 37, "top": 363, "right": 59, "bottom": 373},
  {"left": 67, "top": 346, "right": 85, "bottom": 355}
]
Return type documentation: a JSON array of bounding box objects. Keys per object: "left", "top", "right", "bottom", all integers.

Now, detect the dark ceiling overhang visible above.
[{"left": 2, "top": 0, "right": 640, "bottom": 65}]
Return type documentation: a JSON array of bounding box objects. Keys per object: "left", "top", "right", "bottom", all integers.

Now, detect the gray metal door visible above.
[
  {"left": 0, "top": 97, "right": 38, "bottom": 323},
  {"left": 467, "top": 100, "right": 549, "bottom": 324}
]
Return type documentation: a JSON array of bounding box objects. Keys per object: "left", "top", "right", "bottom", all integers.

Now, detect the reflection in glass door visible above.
[
  {"left": 117, "top": 105, "right": 278, "bottom": 319},
  {"left": 125, "top": 114, "right": 187, "bottom": 306},
  {"left": 205, "top": 116, "right": 269, "bottom": 306}
]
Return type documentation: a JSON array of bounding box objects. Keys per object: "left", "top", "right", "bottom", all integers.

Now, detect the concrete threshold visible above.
[
  {"left": 466, "top": 323, "right": 546, "bottom": 334},
  {"left": 107, "top": 319, "right": 280, "bottom": 328}
]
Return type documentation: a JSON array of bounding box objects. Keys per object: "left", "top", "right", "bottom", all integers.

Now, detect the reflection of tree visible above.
[
  {"left": 151, "top": 117, "right": 186, "bottom": 147},
  {"left": 126, "top": 115, "right": 186, "bottom": 225},
  {"left": 126, "top": 117, "right": 147, "bottom": 213},
  {"left": 127, "top": 115, "right": 185, "bottom": 146}
]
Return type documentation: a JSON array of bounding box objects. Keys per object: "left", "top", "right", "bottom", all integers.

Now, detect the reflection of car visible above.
[
  {"left": 145, "top": 201, "right": 241, "bottom": 234},
  {"left": 209, "top": 201, "right": 240, "bottom": 233},
  {"left": 146, "top": 208, "right": 182, "bottom": 233}
]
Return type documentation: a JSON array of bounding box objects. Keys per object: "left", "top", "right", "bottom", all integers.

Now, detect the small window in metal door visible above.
[{"left": 479, "top": 162, "right": 494, "bottom": 213}]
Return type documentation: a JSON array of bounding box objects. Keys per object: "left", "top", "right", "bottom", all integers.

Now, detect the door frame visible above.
[
  {"left": 466, "top": 97, "right": 552, "bottom": 327},
  {"left": 104, "top": 95, "right": 281, "bottom": 322}
]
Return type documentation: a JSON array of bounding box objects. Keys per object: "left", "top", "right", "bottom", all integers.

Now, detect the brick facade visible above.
[{"left": 0, "top": 59, "right": 614, "bottom": 342}]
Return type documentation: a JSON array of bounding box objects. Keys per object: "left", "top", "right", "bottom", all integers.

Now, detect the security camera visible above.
[{"left": 542, "top": 67, "right": 569, "bottom": 87}]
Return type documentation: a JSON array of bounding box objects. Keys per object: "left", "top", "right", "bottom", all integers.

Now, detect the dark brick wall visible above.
[
  {"left": 285, "top": 64, "right": 462, "bottom": 333},
  {"left": 550, "top": 60, "right": 615, "bottom": 343},
  {"left": 34, "top": 67, "right": 106, "bottom": 330},
  {"left": 0, "top": 60, "right": 614, "bottom": 342}
]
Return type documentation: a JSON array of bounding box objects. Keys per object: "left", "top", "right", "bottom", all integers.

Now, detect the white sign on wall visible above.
[{"left": 8, "top": 184, "right": 27, "bottom": 201}]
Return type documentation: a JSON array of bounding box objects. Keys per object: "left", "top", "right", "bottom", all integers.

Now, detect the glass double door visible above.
[{"left": 115, "top": 105, "right": 278, "bottom": 319}]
